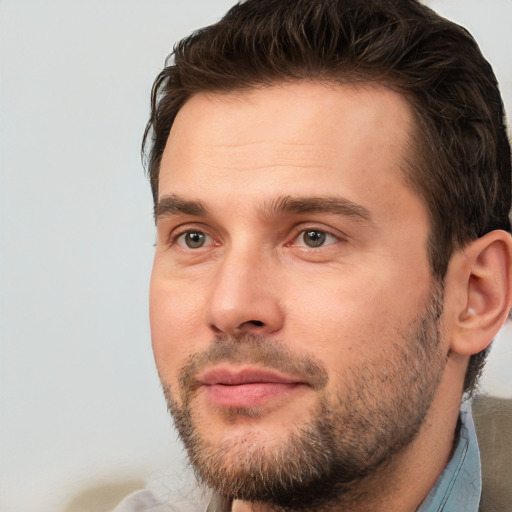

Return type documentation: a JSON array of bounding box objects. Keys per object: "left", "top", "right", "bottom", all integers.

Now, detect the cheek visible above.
[
  {"left": 282, "top": 264, "right": 430, "bottom": 363},
  {"left": 149, "top": 278, "right": 207, "bottom": 383}
]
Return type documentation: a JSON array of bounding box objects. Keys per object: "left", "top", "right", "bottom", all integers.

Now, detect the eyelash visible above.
[
  {"left": 287, "top": 226, "right": 342, "bottom": 249},
  {"left": 169, "top": 226, "right": 216, "bottom": 248},
  {"left": 167, "top": 225, "right": 343, "bottom": 250}
]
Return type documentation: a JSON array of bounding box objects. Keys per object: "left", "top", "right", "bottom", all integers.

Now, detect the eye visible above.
[
  {"left": 176, "top": 230, "right": 214, "bottom": 249},
  {"left": 293, "top": 229, "right": 338, "bottom": 248}
]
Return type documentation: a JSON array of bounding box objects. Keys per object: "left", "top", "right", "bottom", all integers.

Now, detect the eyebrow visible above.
[
  {"left": 154, "top": 194, "right": 207, "bottom": 221},
  {"left": 154, "top": 193, "right": 372, "bottom": 224},
  {"left": 265, "top": 195, "right": 373, "bottom": 223}
]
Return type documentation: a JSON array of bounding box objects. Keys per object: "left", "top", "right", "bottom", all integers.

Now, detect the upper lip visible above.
[{"left": 197, "top": 366, "right": 306, "bottom": 386}]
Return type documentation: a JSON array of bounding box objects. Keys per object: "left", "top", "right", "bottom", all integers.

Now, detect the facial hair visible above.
[{"left": 163, "top": 283, "right": 446, "bottom": 511}]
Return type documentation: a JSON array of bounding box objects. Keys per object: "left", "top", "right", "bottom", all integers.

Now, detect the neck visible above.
[{"left": 232, "top": 387, "right": 462, "bottom": 512}]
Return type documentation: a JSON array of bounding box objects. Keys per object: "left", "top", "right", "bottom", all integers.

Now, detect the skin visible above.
[{"left": 149, "top": 82, "right": 504, "bottom": 511}]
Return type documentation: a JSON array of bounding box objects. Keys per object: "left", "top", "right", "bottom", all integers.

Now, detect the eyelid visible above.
[
  {"left": 286, "top": 225, "right": 346, "bottom": 248},
  {"left": 178, "top": 231, "right": 213, "bottom": 249},
  {"left": 166, "top": 223, "right": 217, "bottom": 248},
  {"left": 160, "top": 221, "right": 347, "bottom": 250}
]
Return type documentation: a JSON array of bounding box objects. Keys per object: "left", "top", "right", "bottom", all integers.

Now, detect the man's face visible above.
[{"left": 150, "top": 82, "right": 447, "bottom": 506}]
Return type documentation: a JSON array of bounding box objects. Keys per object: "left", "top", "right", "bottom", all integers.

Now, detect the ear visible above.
[{"left": 445, "top": 230, "right": 512, "bottom": 356}]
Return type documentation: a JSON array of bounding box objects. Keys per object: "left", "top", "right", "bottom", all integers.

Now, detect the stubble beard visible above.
[{"left": 163, "top": 283, "right": 446, "bottom": 512}]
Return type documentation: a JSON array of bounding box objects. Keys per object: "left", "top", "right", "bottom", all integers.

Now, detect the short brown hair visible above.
[{"left": 143, "top": 0, "right": 511, "bottom": 394}]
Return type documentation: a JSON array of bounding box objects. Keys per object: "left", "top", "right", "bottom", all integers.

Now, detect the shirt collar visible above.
[
  {"left": 205, "top": 492, "right": 231, "bottom": 512},
  {"left": 417, "top": 401, "right": 481, "bottom": 512}
]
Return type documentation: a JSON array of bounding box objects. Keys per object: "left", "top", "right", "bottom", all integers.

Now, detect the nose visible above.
[{"left": 206, "top": 247, "right": 285, "bottom": 337}]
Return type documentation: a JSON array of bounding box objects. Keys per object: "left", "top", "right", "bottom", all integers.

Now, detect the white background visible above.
[{"left": 1, "top": 1, "right": 511, "bottom": 511}]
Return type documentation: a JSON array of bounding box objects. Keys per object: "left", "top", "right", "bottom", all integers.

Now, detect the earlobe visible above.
[{"left": 447, "top": 230, "right": 512, "bottom": 356}]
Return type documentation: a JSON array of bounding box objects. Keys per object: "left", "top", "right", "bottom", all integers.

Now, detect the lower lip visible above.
[{"left": 205, "top": 382, "right": 302, "bottom": 408}]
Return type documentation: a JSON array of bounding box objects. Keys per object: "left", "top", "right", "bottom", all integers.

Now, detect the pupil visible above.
[
  {"left": 186, "top": 232, "right": 205, "bottom": 248},
  {"left": 304, "top": 230, "right": 326, "bottom": 247}
]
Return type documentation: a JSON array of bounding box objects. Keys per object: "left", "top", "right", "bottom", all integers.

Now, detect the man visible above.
[{"left": 116, "top": 0, "right": 512, "bottom": 510}]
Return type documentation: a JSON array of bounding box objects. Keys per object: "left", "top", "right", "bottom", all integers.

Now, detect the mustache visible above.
[{"left": 178, "top": 333, "right": 329, "bottom": 401}]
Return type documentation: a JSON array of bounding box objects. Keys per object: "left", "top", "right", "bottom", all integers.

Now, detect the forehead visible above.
[{"left": 158, "top": 81, "right": 415, "bottom": 207}]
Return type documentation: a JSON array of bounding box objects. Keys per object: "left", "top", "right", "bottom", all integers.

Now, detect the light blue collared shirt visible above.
[{"left": 418, "top": 402, "right": 481, "bottom": 512}]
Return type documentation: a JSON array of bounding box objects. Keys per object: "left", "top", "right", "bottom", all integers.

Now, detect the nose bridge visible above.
[{"left": 206, "top": 238, "right": 284, "bottom": 336}]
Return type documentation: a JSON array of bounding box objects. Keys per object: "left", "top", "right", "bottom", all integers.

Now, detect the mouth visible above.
[{"left": 196, "top": 366, "right": 309, "bottom": 408}]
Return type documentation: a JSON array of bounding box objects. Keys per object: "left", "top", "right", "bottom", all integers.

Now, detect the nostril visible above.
[
  {"left": 234, "top": 319, "right": 265, "bottom": 333},
  {"left": 246, "top": 320, "right": 264, "bottom": 327}
]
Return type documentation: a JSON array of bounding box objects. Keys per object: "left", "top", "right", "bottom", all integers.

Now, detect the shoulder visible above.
[
  {"left": 473, "top": 395, "right": 512, "bottom": 512},
  {"left": 109, "top": 486, "right": 213, "bottom": 512},
  {"left": 109, "top": 489, "right": 171, "bottom": 512}
]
